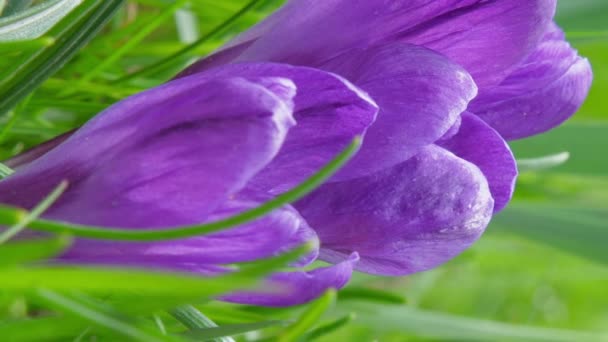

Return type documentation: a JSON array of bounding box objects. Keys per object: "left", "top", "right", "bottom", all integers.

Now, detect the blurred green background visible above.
[{"left": 0, "top": 0, "right": 607, "bottom": 341}]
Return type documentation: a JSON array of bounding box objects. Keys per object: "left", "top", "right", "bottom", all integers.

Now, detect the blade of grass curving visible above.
[
  {"left": 491, "top": 203, "right": 608, "bottom": 265},
  {"left": 117, "top": 0, "right": 264, "bottom": 83},
  {"left": 171, "top": 305, "right": 235, "bottom": 342},
  {"left": 0, "top": 180, "right": 68, "bottom": 244},
  {"left": 1, "top": 1, "right": 33, "bottom": 17},
  {"left": 1, "top": 243, "right": 311, "bottom": 296},
  {"left": 0, "top": 0, "right": 79, "bottom": 40},
  {"left": 337, "top": 303, "right": 608, "bottom": 342},
  {"left": 337, "top": 287, "right": 406, "bottom": 305},
  {"left": 71, "top": 0, "right": 189, "bottom": 87},
  {"left": 182, "top": 321, "right": 285, "bottom": 340},
  {"left": 277, "top": 290, "right": 337, "bottom": 342},
  {"left": 0, "top": 235, "right": 71, "bottom": 266},
  {"left": 302, "top": 313, "right": 356, "bottom": 341},
  {"left": 0, "top": 161, "right": 13, "bottom": 178},
  {"left": 0, "top": 137, "right": 361, "bottom": 241},
  {"left": 34, "top": 289, "right": 178, "bottom": 342},
  {"left": 0, "top": 0, "right": 125, "bottom": 115},
  {"left": 0, "top": 316, "right": 86, "bottom": 342},
  {"left": 517, "top": 152, "right": 571, "bottom": 172},
  {"left": 0, "top": 36, "right": 55, "bottom": 54}
]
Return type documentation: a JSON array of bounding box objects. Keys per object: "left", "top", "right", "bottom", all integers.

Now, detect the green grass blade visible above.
[
  {"left": 34, "top": 289, "right": 176, "bottom": 342},
  {"left": 0, "top": 36, "right": 55, "bottom": 54},
  {"left": 338, "top": 287, "right": 406, "bottom": 305},
  {"left": 0, "top": 161, "right": 13, "bottom": 178},
  {"left": 0, "top": 180, "right": 68, "bottom": 244},
  {"left": 302, "top": 313, "right": 355, "bottom": 341},
  {"left": 0, "top": 137, "right": 361, "bottom": 241},
  {"left": 1, "top": 243, "right": 310, "bottom": 296},
  {"left": 183, "top": 320, "right": 285, "bottom": 340},
  {"left": 0, "top": 316, "right": 86, "bottom": 342},
  {"left": 340, "top": 303, "right": 608, "bottom": 342},
  {"left": 517, "top": 152, "right": 571, "bottom": 172},
  {"left": 278, "top": 290, "right": 336, "bottom": 342},
  {"left": 490, "top": 203, "right": 608, "bottom": 265},
  {"left": 0, "top": 235, "right": 71, "bottom": 265},
  {"left": 0, "top": 0, "right": 79, "bottom": 40},
  {"left": 73, "top": 0, "right": 189, "bottom": 85},
  {"left": 0, "top": 0, "right": 124, "bottom": 115},
  {"left": 117, "top": 0, "right": 264, "bottom": 82},
  {"left": 171, "top": 305, "right": 235, "bottom": 342}
]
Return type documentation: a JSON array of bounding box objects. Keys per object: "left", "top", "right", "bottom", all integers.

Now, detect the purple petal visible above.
[
  {"left": 319, "top": 43, "right": 476, "bottom": 179},
  {"left": 0, "top": 74, "right": 295, "bottom": 228},
  {"left": 197, "top": 62, "right": 378, "bottom": 192},
  {"left": 296, "top": 146, "right": 494, "bottom": 276},
  {"left": 4, "top": 130, "right": 73, "bottom": 169},
  {"left": 182, "top": 0, "right": 556, "bottom": 87},
  {"left": 438, "top": 113, "right": 517, "bottom": 212},
  {"left": 57, "top": 195, "right": 319, "bottom": 269},
  {"left": 469, "top": 23, "right": 593, "bottom": 139},
  {"left": 222, "top": 253, "right": 358, "bottom": 307}
]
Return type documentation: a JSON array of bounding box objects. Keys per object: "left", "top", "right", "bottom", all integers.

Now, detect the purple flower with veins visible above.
[{"left": 0, "top": 0, "right": 592, "bottom": 306}]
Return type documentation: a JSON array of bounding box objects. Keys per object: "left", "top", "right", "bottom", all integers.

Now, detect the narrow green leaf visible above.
[
  {"left": 0, "top": 180, "right": 68, "bottom": 244},
  {"left": 303, "top": 313, "right": 356, "bottom": 341},
  {"left": 0, "top": 235, "right": 71, "bottom": 265},
  {"left": 490, "top": 203, "right": 608, "bottom": 265},
  {"left": 339, "top": 303, "right": 608, "bottom": 342},
  {"left": 183, "top": 321, "right": 285, "bottom": 340},
  {"left": 338, "top": 287, "right": 406, "bottom": 305},
  {"left": 171, "top": 305, "right": 235, "bottom": 342},
  {"left": 0, "top": 0, "right": 124, "bottom": 114},
  {"left": 0, "top": 36, "right": 55, "bottom": 54},
  {"left": 278, "top": 290, "right": 337, "bottom": 342},
  {"left": 0, "top": 243, "right": 310, "bottom": 296},
  {"left": 73, "top": 0, "right": 189, "bottom": 85},
  {"left": 117, "top": 0, "right": 264, "bottom": 82},
  {"left": 0, "top": 0, "right": 80, "bottom": 41},
  {"left": 0, "top": 316, "right": 85, "bottom": 342},
  {"left": 0, "top": 137, "right": 361, "bottom": 241},
  {"left": 0, "top": 161, "right": 13, "bottom": 178},
  {"left": 510, "top": 123, "right": 608, "bottom": 175},
  {"left": 34, "top": 289, "right": 175, "bottom": 342},
  {"left": 517, "top": 152, "right": 571, "bottom": 172}
]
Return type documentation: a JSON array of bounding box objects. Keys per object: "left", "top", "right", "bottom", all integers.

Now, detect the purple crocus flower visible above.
[{"left": 0, "top": 0, "right": 592, "bottom": 306}]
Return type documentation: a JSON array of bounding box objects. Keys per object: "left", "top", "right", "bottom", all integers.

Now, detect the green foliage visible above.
[{"left": 0, "top": 1, "right": 607, "bottom": 341}]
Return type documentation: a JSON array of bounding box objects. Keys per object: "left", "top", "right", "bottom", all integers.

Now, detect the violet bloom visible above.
[{"left": 0, "top": 0, "right": 592, "bottom": 306}]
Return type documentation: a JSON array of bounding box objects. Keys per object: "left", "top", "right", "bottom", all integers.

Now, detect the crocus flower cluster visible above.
[{"left": 0, "top": 0, "right": 592, "bottom": 306}]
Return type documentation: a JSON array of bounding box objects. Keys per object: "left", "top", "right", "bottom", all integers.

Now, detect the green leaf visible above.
[
  {"left": 117, "top": 0, "right": 265, "bottom": 82},
  {"left": 0, "top": 0, "right": 80, "bottom": 41},
  {"left": 0, "top": 180, "right": 67, "bottom": 244},
  {"left": 278, "top": 290, "right": 337, "bottom": 342},
  {"left": 339, "top": 303, "right": 608, "bottom": 342},
  {"left": 0, "top": 161, "right": 13, "bottom": 178},
  {"left": 0, "top": 0, "right": 124, "bottom": 114},
  {"left": 511, "top": 123, "right": 608, "bottom": 175},
  {"left": 338, "top": 287, "right": 406, "bottom": 305},
  {"left": 0, "top": 235, "right": 71, "bottom": 266},
  {"left": 490, "top": 203, "right": 608, "bottom": 265},
  {"left": 302, "top": 313, "right": 355, "bottom": 341},
  {"left": 0, "top": 243, "right": 310, "bottom": 296},
  {"left": 182, "top": 321, "right": 285, "bottom": 340},
  {"left": 34, "top": 289, "right": 178, "bottom": 342},
  {"left": 0, "top": 36, "right": 54, "bottom": 54},
  {"left": 0, "top": 137, "right": 361, "bottom": 241},
  {"left": 0, "top": 316, "right": 86, "bottom": 342},
  {"left": 171, "top": 305, "right": 234, "bottom": 342},
  {"left": 517, "top": 152, "right": 571, "bottom": 173}
]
